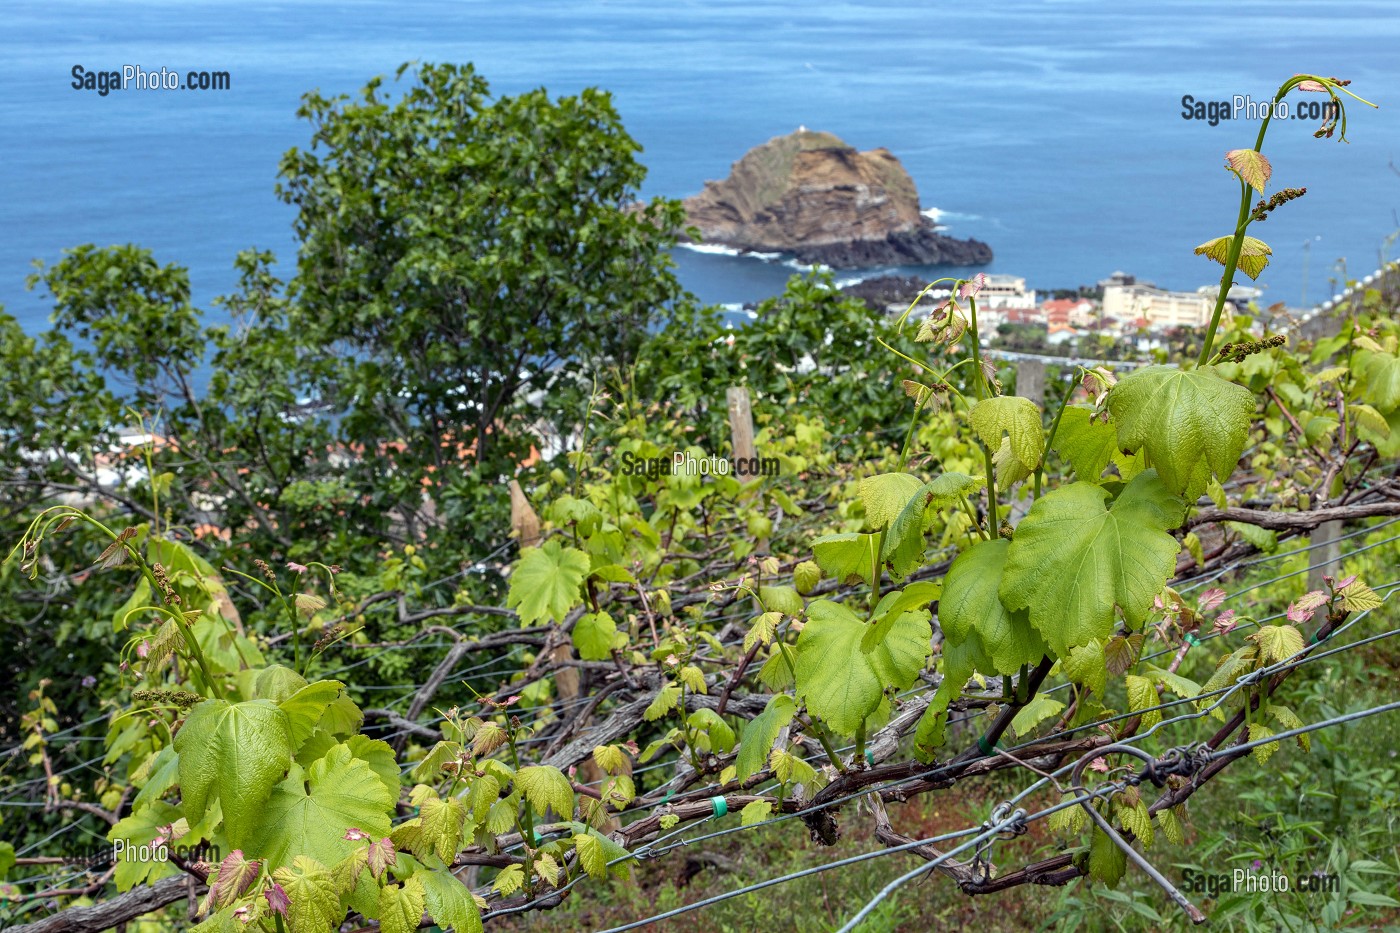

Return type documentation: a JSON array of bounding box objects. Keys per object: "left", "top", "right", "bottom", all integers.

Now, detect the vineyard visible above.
[{"left": 2, "top": 70, "right": 1400, "bottom": 932}]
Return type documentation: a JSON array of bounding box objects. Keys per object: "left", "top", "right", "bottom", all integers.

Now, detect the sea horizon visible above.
[{"left": 4, "top": 0, "right": 1400, "bottom": 332}]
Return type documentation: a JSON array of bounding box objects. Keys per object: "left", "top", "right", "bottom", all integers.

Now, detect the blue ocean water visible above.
[{"left": 3, "top": 0, "right": 1399, "bottom": 333}]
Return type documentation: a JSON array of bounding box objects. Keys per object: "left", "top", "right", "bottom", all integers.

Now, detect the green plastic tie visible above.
[
  {"left": 977, "top": 735, "right": 998, "bottom": 757},
  {"left": 864, "top": 749, "right": 875, "bottom": 765},
  {"left": 710, "top": 796, "right": 728, "bottom": 819},
  {"left": 1183, "top": 632, "right": 1202, "bottom": 647}
]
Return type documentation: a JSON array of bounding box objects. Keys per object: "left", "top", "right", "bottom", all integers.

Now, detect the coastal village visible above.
[
  {"left": 843, "top": 270, "right": 1267, "bottom": 360},
  {"left": 678, "top": 127, "right": 1281, "bottom": 360}
]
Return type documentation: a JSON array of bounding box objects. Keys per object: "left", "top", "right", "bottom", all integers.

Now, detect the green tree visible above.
[{"left": 276, "top": 62, "right": 691, "bottom": 511}]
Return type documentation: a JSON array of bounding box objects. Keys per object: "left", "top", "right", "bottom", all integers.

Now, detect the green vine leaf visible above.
[
  {"left": 174, "top": 699, "right": 293, "bottom": 848},
  {"left": 1248, "top": 722, "right": 1280, "bottom": 764},
  {"left": 1115, "top": 789, "right": 1154, "bottom": 847},
  {"left": 1125, "top": 675, "right": 1161, "bottom": 730},
  {"left": 1009, "top": 695, "right": 1065, "bottom": 738},
  {"left": 1340, "top": 578, "right": 1383, "bottom": 613},
  {"left": 687, "top": 708, "right": 737, "bottom": 754},
  {"left": 1356, "top": 348, "right": 1400, "bottom": 412},
  {"left": 736, "top": 694, "right": 797, "bottom": 780},
  {"left": 1251, "top": 624, "right": 1305, "bottom": 664},
  {"left": 1269, "top": 705, "right": 1310, "bottom": 752},
  {"left": 378, "top": 877, "right": 427, "bottom": 933},
  {"left": 1193, "top": 235, "right": 1273, "bottom": 280},
  {"left": 861, "top": 581, "right": 943, "bottom": 654},
  {"left": 913, "top": 676, "right": 962, "bottom": 760},
  {"left": 938, "top": 540, "right": 1046, "bottom": 676},
  {"left": 516, "top": 765, "right": 575, "bottom": 818},
  {"left": 493, "top": 864, "right": 525, "bottom": 896},
  {"left": 1156, "top": 806, "right": 1186, "bottom": 846},
  {"left": 132, "top": 745, "right": 180, "bottom": 810},
  {"left": 343, "top": 734, "right": 401, "bottom": 803},
  {"left": 270, "top": 855, "right": 341, "bottom": 933},
  {"left": 1106, "top": 365, "right": 1255, "bottom": 497},
  {"left": 882, "top": 473, "right": 982, "bottom": 578},
  {"left": 573, "top": 832, "right": 608, "bottom": 880},
  {"left": 1089, "top": 825, "right": 1128, "bottom": 887},
  {"left": 741, "top": 799, "right": 773, "bottom": 826},
  {"left": 506, "top": 540, "right": 590, "bottom": 625},
  {"left": 1053, "top": 407, "right": 1119, "bottom": 483},
  {"left": 643, "top": 683, "right": 681, "bottom": 721},
  {"left": 794, "top": 560, "right": 821, "bottom": 594},
  {"left": 794, "top": 599, "right": 931, "bottom": 736},
  {"left": 810, "top": 532, "right": 881, "bottom": 586},
  {"left": 1062, "top": 640, "right": 1108, "bottom": 698},
  {"left": 858, "top": 472, "right": 925, "bottom": 529},
  {"left": 759, "top": 585, "right": 805, "bottom": 616},
  {"left": 397, "top": 785, "right": 468, "bottom": 864},
  {"left": 1000, "top": 473, "right": 1184, "bottom": 656},
  {"left": 279, "top": 680, "right": 346, "bottom": 750},
  {"left": 744, "top": 611, "right": 781, "bottom": 652},
  {"left": 969, "top": 396, "right": 1044, "bottom": 472},
  {"left": 247, "top": 743, "right": 396, "bottom": 869},
  {"left": 254, "top": 665, "right": 308, "bottom": 702},
  {"left": 572, "top": 611, "right": 618, "bottom": 661},
  {"left": 992, "top": 437, "right": 1034, "bottom": 488}
]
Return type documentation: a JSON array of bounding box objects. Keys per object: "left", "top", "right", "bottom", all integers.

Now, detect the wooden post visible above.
[
  {"left": 727, "top": 386, "right": 756, "bottom": 477},
  {"left": 509, "top": 479, "right": 541, "bottom": 548},
  {"left": 1006, "top": 361, "right": 1046, "bottom": 524},
  {"left": 1307, "top": 520, "right": 1342, "bottom": 592},
  {"left": 1016, "top": 359, "right": 1046, "bottom": 407},
  {"left": 511, "top": 478, "right": 598, "bottom": 808}
]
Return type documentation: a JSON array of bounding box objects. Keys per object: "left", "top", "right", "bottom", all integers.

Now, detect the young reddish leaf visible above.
[
  {"left": 1225, "top": 149, "right": 1272, "bottom": 194},
  {"left": 210, "top": 849, "right": 261, "bottom": 907},
  {"left": 264, "top": 881, "right": 290, "bottom": 916},
  {"left": 1197, "top": 588, "right": 1227, "bottom": 613},
  {"left": 366, "top": 837, "right": 397, "bottom": 879}
]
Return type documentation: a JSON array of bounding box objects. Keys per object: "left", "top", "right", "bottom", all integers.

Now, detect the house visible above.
[
  {"left": 977, "top": 274, "right": 1037, "bottom": 311},
  {"left": 1041, "top": 297, "right": 1097, "bottom": 328},
  {"left": 1098, "top": 271, "right": 1136, "bottom": 289},
  {"left": 1002, "top": 306, "right": 1042, "bottom": 325},
  {"left": 1102, "top": 284, "right": 1214, "bottom": 329}
]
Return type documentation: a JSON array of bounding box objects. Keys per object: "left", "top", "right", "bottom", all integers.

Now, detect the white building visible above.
[
  {"left": 977, "top": 274, "right": 1037, "bottom": 311},
  {"left": 1103, "top": 284, "right": 1213, "bottom": 329}
]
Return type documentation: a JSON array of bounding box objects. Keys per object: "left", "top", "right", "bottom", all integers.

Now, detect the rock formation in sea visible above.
[{"left": 681, "top": 129, "right": 992, "bottom": 270}]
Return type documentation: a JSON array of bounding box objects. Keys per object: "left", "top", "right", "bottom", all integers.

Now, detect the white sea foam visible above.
[
  {"left": 679, "top": 242, "right": 746, "bottom": 257},
  {"left": 679, "top": 242, "right": 789, "bottom": 263},
  {"left": 924, "top": 207, "right": 982, "bottom": 224},
  {"left": 783, "top": 258, "right": 831, "bottom": 273}
]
